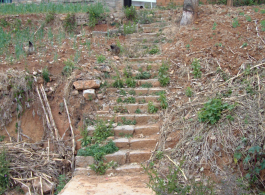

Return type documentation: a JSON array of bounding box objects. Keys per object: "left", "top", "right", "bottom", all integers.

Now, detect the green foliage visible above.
[
  {"left": 123, "top": 97, "right": 136, "bottom": 103},
  {"left": 124, "top": 6, "right": 137, "bottom": 20},
  {"left": 185, "top": 87, "right": 193, "bottom": 97},
  {"left": 232, "top": 18, "right": 239, "bottom": 28},
  {"left": 156, "top": 150, "right": 164, "bottom": 160},
  {"left": 191, "top": 58, "right": 202, "bottom": 79},
  {"left": 241, "top": 42, "right": 248, "bottom": 48},
  {"left": 121, "top": 117, "right": 136, "bottom": 125},
  {"left": 90, "top": 161, "right": 116, "bottom": 175},
  {"left": 212, "top": 22, "right": 217, "bottom": 30},
  {"left": 63, "top": 13, "right": 76, "bottom": 33},
  {"left": 125, "top": 78, "right": 136, "bottom": 88},
  {"left": 245, "top": 15, "right": 252, "bottom": 22},
  {"left": 149, "top": 46, "right": 159, "bottom": 55},
  {"left": 0, "top": 136, "right": 5, "bottom": 142},
  {"left": 137, "top": 9, "right": 154, "bottom": 24},
  {"left": 55, "top": 175, "right": 69, "bottom": 195},
  {"left": 135, "top": 108, "right": 141, "bottom": 114},
  {"left": 0, "top": 149, "right": 9, "bottom": 194},
  {"left": 128, "top": 90, "right": 136, "bottom": 95},
  {"left": 117, "top": 97, "right": 122, "bottom": 103},
  {"left": 123, "top": 66, "right": 133, "bottom": 78},
  {"left": 62, "top": 59, "right": 75, "bottom": 77},
  {"left": 45, "top": 11, "right": 55, "bottom": 24},
  {"left": 78, "top": 128, "right": 91, "bottom": 147},
  {"left": 143, "top": 162, "right": 215, "bottom": 195},
  {"left": 0, "top": 18, "right": 9, "bottom": 27},
  {"left": 158, "top": 93, "right": 168, "bottom": 109},
  {"left": 148, "top": 101, "right": 158, "bottom": 114},
  {"left": 135, "top": 71, "right": 151, "bottom": 79},
  {"left": 114, "top": 105, "right": 128, "bottom": 113},
  {"left": 97, "top": 54, "right": 106, "bottom": 63},
  {"left": 123, "top": 21, "right": 137, "bottom": 35},
  {"left": 261, "top": 9, "right": 265, "bottom": 14},
  {"left": 87, "top": 2, "right": 108, "bottom": 28},
  {"left": 78, "top": 140, "right": 118, "bottom": 160},
  {"left": 186, "top": 44, "right": 190, "bottom": 50},
  {"left": 239, "top": 12, "right": 244, "bottom": 16},
  {"left": 113, "top": 79, "right": 124, "bottom": 88},
  {"left": 119, "top": 89, "right": 126, "bottom": 96},
  {"left": 139, "top": 99, "right": 146, "bottom": 104},
  {"left": 119, "top": 132, "right": 133, "bottom": 138},
  {"left": 42, "top": 67, "right": 50, "bottom": 82},
  {"left": 158, "top": 61, "right": 170, "bottom": 86},
  {"left": 141, "top": 82, "right": 153, "bottom": 88},
  {"left": 198, "top": 98, "right": 236, "bottom": 124},
  {"left": 93, "top": 120, "right": 114, "bottom": 143},
  {"left": 260, "top": 20, "right": 265, "bottom": 31}
]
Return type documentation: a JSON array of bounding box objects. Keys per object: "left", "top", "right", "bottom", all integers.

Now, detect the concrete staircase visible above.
[{"left": 74, "top": 9, "right": 172, "bottom": 177}]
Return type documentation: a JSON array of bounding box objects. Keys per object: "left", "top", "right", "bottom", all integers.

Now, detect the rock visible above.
[
  {"left": 99, "top": 65, "right": 111, "bottom": 72},
  {"left": 73, "top": 80, "right": 100, "bottom": 90},
  {"left": 71, "top": 90, "right": 79, "bottom": 96},
  {"left": 97, "top": 94, "right": 103, "bottom": 100},
  {"left": 83, "top": 89, "right": 96, "bottom": 100},
  {"left": 33, "top": 178, "right": 55, "bottom": 194},
  {"left": 113, "top": 56, "right": 120, "bottom": 60},
  {"left": 75, "top": 156, "right": 94, "bottom": 167}
]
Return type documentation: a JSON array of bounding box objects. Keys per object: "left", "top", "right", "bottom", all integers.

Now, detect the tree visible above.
[{"left": 180, "top": 0, "right": 199, "bottom": 26}]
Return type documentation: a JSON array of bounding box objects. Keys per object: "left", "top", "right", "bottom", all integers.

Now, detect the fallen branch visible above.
[{"left": 165, "top": 155, "right": 187, "bottom": 181}]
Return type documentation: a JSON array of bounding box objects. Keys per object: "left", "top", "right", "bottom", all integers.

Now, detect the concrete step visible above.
[
  {"left": 109, "top": 103, "right": 161, "bottom": 114},
  {"left": 106, "top": 87, "right": 166, "bottom": 96},
  {"left": 87, "top": 124, "right": 160, "bottom": 137},
  {"left": 96, "top": 114, "right": 159, "bottom": 125},
  {"left": 106, "top": 79, "right": 161, "bottom": 87},
  {"left": 113, "top": 138, "right": 157, "bottom": 150}
]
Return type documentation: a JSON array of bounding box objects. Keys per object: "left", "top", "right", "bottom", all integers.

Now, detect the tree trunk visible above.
[
  {"left": 180, "top": 0, "right": 199, "bottom": 26},
  {"left": 227, "top": 0, "right": 233, "bottom": 6}
]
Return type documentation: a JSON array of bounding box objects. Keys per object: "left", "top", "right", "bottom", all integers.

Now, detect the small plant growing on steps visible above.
[
  {"left": 62, "top": 59, "right": 75, "bottom": 77},
  {"left": 63, "top": 13, "right": 76, "bottom": 33},
  {"left": 87, "top": 2, "right": 108, "bottom": 28},
  {"left": 185, "top": 87, "right": 193, "bottom": 97},
  {"left": 42, "top": 66, "right": 50, "bottom": 82},
  {"left": 141, "top": 82, "right": 153, "bottom": 88},
  {"left": 158, "top": 93, "right": 168, "bottom": 109},
  {"left": 148, "top": 101, "right": 158, "bottom": 114},
  {"left": 124, "top": 6, "right": 137, "bottom": 20},
  {"left": 135, "top": 71, "right": 151, "bottom": 79},
  {"left": 97, "top": 54, "right": 106, "bottom": 63},
  {"left": 125, "top": 78, "right": 136, "bottom": 88},
  {"left": 135, "top": 108, "right": 141, "bottom": 114},
  {"left": 191, "top": 58, "right": 202, "bottom": 78},
  {"left": 158, "top": 61, "right": 170, "bottom": 86},
  {"left": 55, "top": 175, "right": 69, "bottom": 195},
  {"left": 123, "top": 97, "right": 136, "bottom": 103}
]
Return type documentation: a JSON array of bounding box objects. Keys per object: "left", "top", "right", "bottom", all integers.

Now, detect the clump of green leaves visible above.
[
  {"left": 124, "top": 6, "right": 137, "bottom": 20},
  {"left": 158, "top": 93, "right": 168, "bottom": 109},
  {"left": 245, "top": 15, "right": 251, "bottom": 22},
  {"left": 148, "top": 101, "right": 158, "bottom": 114},
  {"left": 185, "top": 87, "right": 193, "bottom": 97},
  {"left": 114, "top": 105, "right": 128, "bottom": 113},
  {"left": 212, "top": 22, "right": 217, "bottom": 30},
  {"left": 113, "top": 78, "right": 124, "bottom": 88},
  {"left": 191, "top": 58, "right": 202, "bottom": 78},
  {"left": 260, "top": 20, "right": 265, "bottom": 31},
  {"left": 120, "top": 117, "right": 136, "bottom": 125},
  {"left": 156, "top": 150, "right": 164, "bottom": 160},
  {"left": 63, "top": 13, "right": 76, "bottom": 33},
  {"left": 97, "top": 54, "right": 106, "bottom": 63},
  {"left": 45, "top": 11, "right": 55, "bottom": 24},
  {"left": 55, "top": 175, "right": 69, "bottom": 195},
  {"left": 119, "top": 89, "right": 126, "bottom": 96},
  {"left": 87, "top": 2, "right": 108, "bottom": 28},
  {"left": 135, "top": 108, "right": 141, "bottom": 113},
  {"left": 90, "top": 160, "right": 117, "bottom": 175},
  {"left": 198, "top": 98, "right": 236, "bottom": 124},
  {"left": 123, "top": 66, "right": 133, "bottom": 78},
  {"left": 42, "top": 67, "right": 50, "bottom": 82},
  {"left": 62, "top": 59, "right": 75, "bottom": 77},
  {"left": 241, "top": 42, "right": 248, "bottom": 48},
  {"left": 0, "top": 149, "right": 9, "bottom": 194},
  {"left": 158, "top": 61, "right": 170, "bottom": 87},
  {"left": 135, "top": 71, "right": 151, "bottom": 79},
  {"left": 93, "top": 120, "right": 114, "bottom": 143},
  {"left": 149, "top": 46, "right": 159, "bottom": 55},
  {"left": 137, "top": 9, "right": 154, "bottom": 24},
  {"left": 128, "top": 90, "right": 136, "bottom": 95},
  {"left": 0, "top": 18, "right": 9, "bottom": 27},
  {"left": 141, "top": 82, "right": 153, "bottom": 88},
  {"left": 123, "top": 97, "right": 136, "bottom": 103},
  {"left": 78, "top": 127, "right": 91, "bottom": 147},
  {"left": 232, "top": 17, "right": 239, "bottom": 28},
  {"left": 123, "top": 21, "right": 137, "bottom": 35},
  {"left": 125, "top": 78, "right": 136, "bottom": 88}
]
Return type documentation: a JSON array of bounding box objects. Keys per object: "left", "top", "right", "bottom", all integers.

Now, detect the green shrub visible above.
[
  {"left": 128, "top": 90, "right": 136, "bottom": 95},
  {"left": 0, "top": 149, "right": 9, "bottom": 194},
  {"left": 138, "top": 9, "right": 154, "bottom": 24},
  {"left": 45, "top": 11, "right": 55, "bottom": 24},
  {"left": 148, "top": 101, "right": 158, "bottom": 114},
  {"left": 198, "top": 98, "right": 236, "bottom": 124},
  {"left": 90, "top": 161, "right": 116, "bottom": 175},
  {"left": 114, "top": 105, "right": 128, "bottom": 113},
  {"left": 123, "top": 21, "right": 137, "bottom": 35},
  {"left": 232, "top": 17, "right": 239, "bottom": 28},
  {"left": 158, "top": 62, "right": 170, "bottom": 86},
  {"left": 185, "top": 87, "right": 193, "bottom": 97},
  {"left": 149, "top": 46, "right": 159, "bottom": 55},
  {"left": 55, "top": 175, "right": 69, "bottom": 195},
  {"left": 87, "top": 2, "right": 108, "bottom": 28},
  {"left": 125, "top": 78, "right": 136, "bottom": 88},
  {"left": 93, "top": 120, "right": 114, "bottom": 143},
  {"left": 97, "top": 55, "right": 106, "bottom": 63},
  {"left": 117, "top": 97, "right": 123, "bottom": 103},
  {"left": 158, "top": 93, "right": 168, "bottom": 109},
  {"left": 124, "top": 6, "right": 137, "bottom": 20},
  {"left": 245, "top": 15, "right": 251, "bottom": 22},
  {"left": 63, "top": 13, "right": 76, "bottom": 33},
  {"left": 121, "top": 117, "right": 136, "bottom": 125},
  {"left": 42, "top": 67, "right": 50, "bottom": 82},
  {"left": 123, "top": 97, "right": 136, "bottom": 103},
  {"left": 123, "top": 66, "right": 133, "bottom": 78},
  {"left": 0, "top": 18, "right": 9, "bottom": 27},
  {"left": 62, "top": 59, "right": 75, "bottom": 77},
  {"left": 135, "top": 108, "right": 141, "bottom": 113},
  {"left": 191, "top": 58, "right": 202, "bottom": 78}
]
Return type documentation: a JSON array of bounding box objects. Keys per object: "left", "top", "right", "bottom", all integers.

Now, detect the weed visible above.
[
  {"left": 198, "top": 98, "right": 236, "bottom": 124},
  {"left": 226, "top": 114, "right": 234, "bottom": 121},
  {"left": 42, "top": 67, "right": 50, "bottom": 82},
  {"left": 212, "top": 22, "right": 217, "bottom": 30},
  {"left": 62, "top": 59, "right": 75, "bottom": 77},
  {"left": 124, "top": 6, "right": 137, "bottom": 20},
  {"left": 191, "top": 58, "right": 202, "bottom": 79},
  {"left": 141, "top": 82, "right": 153, "bottom": 88},
  {"left": 113, "top": 79, "right": 124, "bottom": 88},
  {"left": 93, "top": 120, "right": 114, "bottom": 143},
  {"left": 90, "top": 160, "right": 117, "bottom": 175},
  {"left": 241, "top": 42, "right": 248, "bottom": 48},
  {"left": 55, "top": 175, "right": 69, "bottom": 195},
  {"left": 45, "top": 11, "right": 55, "bottom": 24},
  {"left": 232, "top": 18, "right": 239, "bottom": 28},
  {"left": 123, "top": 97, "right": 136, "bottom": 103},
  {"left": 119, "top": 132, "right": 133, "bottom": 138},
  {"left": 245, "top": 15, "right": 252, "bottom": 22},
  {"left": 148, "top": 101, "right": 158, "bottom": 114},
  {"left": 87, "top": 2, "right": 108, "bottom": 28},
  {"left": 261, "top": 9, "right": 265, "bottom": 14},
  {"left": 117, "top": 97, "right": 123, "bottom": 103},
  {"left": 0, "top": 18, "right": 9, "bottom": 27},
  {"left": 139, "top": 99, "right": 146, "bottom": 104},
  {"left": 156, "top": 150, "right": 164, "bottom": 160},
  {"left": 97, "top": 54, "right": 106, "bottom": 63},
  {"left": 149, "top": 46, "right": 159, "bottom": 55},
  {"left": 121, "top": 117, "right": 136, "bottom": 125},
  {"left": 135, "top": 71, "right": 151, "bottom": 79},
  {"left": 63, "top": 13, "right": 76, "bottom": 33},
  {"left": 0, "top": 149, "right": 9, "bottom": 194},
  {"left": 260, "top": 20, "right": 265, "bottom": 31},
  {"left": 158, "top": 61, "right": 170, "bottom": 86},
  {"left": 158, "top": 93, "right": 168, "bottom": 109},
  {"left": 254, "top": 8, "right": 259, "bottom": 12},
  {"left": 147, "top": 65, "right": 152, "bottom": 71},
  {"left": 0, "top": 136, "right": 5, "bottom": 142},
  {"left": 114, "top": 105, "right": 128, "bottom": 113},
  {"left": 78, "top": 128, "right": 91, "bottom": 147},
  {"left": 239, "top": 12, "right": 244, "bottom": 16},
  {"left": 123, "top": 66, "right": 133, "bottom": 78},
  {"left": 135, "top": 108, "right": 141, "bottom": 114},
  {"left": 185, "top": 87, "right": 193, "bottom": 97},
  {"left": 119, "top": 89, "right": 126, "bottom": 96},
  {"left": 128, "top": 90, "right": 136, "bottom": 95},
  {"left": 125, "top": 78, "right": 136, "bottom": 88},
  {"left": 123, "top": 21, "right": 137, "bottom": 35},
  {"left": 186, "top": 44, "right": 190, "bottom": 49},
  {"left": 137, "top": 9, "right": 154, "bottom": 24}
]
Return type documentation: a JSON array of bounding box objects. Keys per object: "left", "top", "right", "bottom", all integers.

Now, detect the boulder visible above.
[
  {"left": 73, "top": 80, "right": 100, "bottom": 90},
  {"left": 75, "top": 156, "right": 94, "bottom": 168},
  {"left": 83, "top": 89, "right": 96, "bottom": 100}
]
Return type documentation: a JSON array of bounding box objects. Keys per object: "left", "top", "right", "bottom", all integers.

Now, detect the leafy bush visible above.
[
  {"left": 55, "top": 175, "right": 69, "bottom": 195},
  {"left": 87, "top": 2, "right": 108, "bottom": 28},
  {"left": 93, "top": 120, "right": 114, "bottom": 143},
  {"left": 0, "top": 18, "right": 9, "bottom": 27},
  {"left": 135, "top": 108, "right": 141, "bottom": 113},
  {"left": 121, "top": 117, "right": 136, "bottom": 125},
  {"left": 158, "top": 62, "right": 170, "bottom": 86},
  {"left": 114, "top": 105, "right": 128, "bottom": 113},
  {"left": 63, "top": 13, "right": 76, "bottom": 33},
  {"left": 198, "top": 98, "right": 236, "bottom": 124},
  {"left": 62, "top": 59, "right": 75, "bottom": 77},
  {"left": 191, "top": 58, "right": 202, "bottom": 78},
  {"left": 158, "top": 93, "right": 168, "bottom": 109},
  {"left": 245, "top": 15, "right": 252, "bottom": 22},
  {"left": 124, "top": 6, "right": 137, "bottom": 20},
  {"left": 45, "top": 11, "right": 55, "bottom": 24},
  {"left": 42, "top": 67, "right": 50, "bottom": 82},
  {"left": 90, "top": 160, "right": 116, "bottom": 175},
  {"left": 148, "top": 101, "right": 158, "bottom": 114},
  {"left": 0, "top": 149, "right": 9, "bottom": 194},
  {"left": 125, "top": 78, "right": 136, "bottom": 88},
  {"left": 128, "top": 90, "right": 136, "bottom": 95},
  {"left": 123, "top": 66, "right": 133, "bottom": 78},
  {"left": 97, "top": 54, "right": 106, "bottom": 63}
]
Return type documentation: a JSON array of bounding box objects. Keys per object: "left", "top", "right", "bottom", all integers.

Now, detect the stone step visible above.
[
  {"left": 105, "top": 96, "right": 160, "bottom": 105},
  {"left": 106, "top": 87, "right": 166, "bottom": 95},
  {"left": 74, "top": 164, "right": 143, "bottom": 176},
  {"left": 87, "top": 124, "right": 160, "bottom": 137},
  {"left": 119, "top": 63, "right": 161, "bottom": 71},
  {"left": 113, "top": 138, "right": 157, "bottom": 150},
  {"left": 124, "top": 56, "right": 166, "bottom": 62},
  {"left": 106, "top": 79, "right": 161, "bottom": 87},
  {"left": 96, "top": 114, "right": 159, "bottom": 125},
  {"left": 125, "top": 32, "right": 158, "bottom": 39},
  {"left": 109, "top": 103, "right": 161, "bottom": 114}
]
